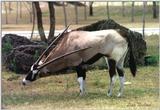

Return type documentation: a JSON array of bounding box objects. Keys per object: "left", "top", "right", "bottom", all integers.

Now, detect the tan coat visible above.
[{"left": 39, "top": 29, "right": 127, "bottom": 75}]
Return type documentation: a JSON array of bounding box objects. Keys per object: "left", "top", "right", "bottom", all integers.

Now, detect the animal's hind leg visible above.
[
  {"left": 76, "top": 65, "right": 86, "bottom": 96},
  {"left": 116, "top": 62, "right": 125, "bottom": 97},
  {"left": 116, "top": 49, "right": 127, "bottom": 97},
  {"left": 107, "top": 59, "right": 117, "bottom": 97}
]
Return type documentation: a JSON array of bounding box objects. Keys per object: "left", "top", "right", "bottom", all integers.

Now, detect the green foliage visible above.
[
  {"left": 2, "top": 39, "right": 13, "bottom": 54},
  {"left": 33, "top": 50, "right": 40, "bottom": 61},
  {"left": 145, "top": 55, "right": 159, "bottom": 66},
  {"left": 145, "top": 35, "right": 159, "bottom": 66},
  {"left": 11, "top": 58, "right": 17, "bottom": 73}
]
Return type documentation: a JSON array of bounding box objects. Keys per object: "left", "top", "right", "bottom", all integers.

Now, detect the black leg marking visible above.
[
  {"left": 117, "top": 67, "right": 124, "bottom": 77},
  {"left": 84, "top": 53, "right": 104, "bottom": 65},
  {"left": 107, "top": 59, "right": 116, "bottom": 96},
  {"left": 76, "top": 65, "right": 86, "bottom": 80},
  {"left": 108, "top": 59, "right": 116, "bottom": 78},
  {"left": 76, "top": 65, "right": 86, "bottom": 95}
]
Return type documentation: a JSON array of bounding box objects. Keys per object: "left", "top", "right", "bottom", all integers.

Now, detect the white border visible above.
[{"left": 0, "top": 0, "right": 160, "bottom": 109}]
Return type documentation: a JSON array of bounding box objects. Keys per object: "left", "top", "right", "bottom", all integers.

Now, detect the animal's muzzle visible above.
[
  {"left": 22, "top": 78, "right": 30, "bottom": 86},
  {"left": 22, "top": 81, "right": 26, "bottom": 86}
]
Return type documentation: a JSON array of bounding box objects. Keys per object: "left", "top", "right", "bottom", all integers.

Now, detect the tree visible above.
[
  {"left": 16, "top": 2, "right": 18, "bottom": 24},
  {"left": 106, "top": 2, "right": 110, "bottom": 19},
  {"left": 142, "top": 2, "right": 147, "bottom": 38},
  {"left": 30, "top": 2, "right": 36, "bottom": 40},
  {"left": 48, "top": 2, "right": 55, "bottom": 42},
  {"left": 131, "top": 1, "right": 135, "bottom": 22},
  {"left": 32, "top": 2, "right": 56, "bottom": 43},
  {"left": 33, "top": 2, "right": 47, "bottom": 42},
  {"left": 122, "top": 1, "right": 125, "bottom": 17},
  {"left": 4, "top": 2, "right": 8, "bottom": 24},
  {"left": 20, "top": 2, "right": 22, "bottom": 18},
  {"left": 89, "top": 2, "right": 93, "bottom": 16},
  {"left": 84, "top": 2, "right": 87, "bottom": 20},
  {"left": 62, "top": 2, "right": 67, "bottom": 27},
  {"left": 153, "top": 1, "right": 158, "bottom": 19},
  {"left": 75, "top": 4, "right": 78, "bottom": 24},
  {"left": 9, "top": 2, "right": 11, "bottom": 14}
]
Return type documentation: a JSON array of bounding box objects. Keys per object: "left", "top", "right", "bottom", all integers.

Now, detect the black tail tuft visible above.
[
  {"left": 129, "top": 49, "right": 137, "bottom": 77},
  {"left": 117, "top": 29, "right": 137, "bottom": 77}
]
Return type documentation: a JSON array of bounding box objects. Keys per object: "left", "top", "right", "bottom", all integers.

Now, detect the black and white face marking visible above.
[{"left": 22, "top": 64, "right": 39, "bottom": 85}]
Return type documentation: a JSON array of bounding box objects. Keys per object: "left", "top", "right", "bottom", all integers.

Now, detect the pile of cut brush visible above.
[
  {"left": 2, "top": 19, "right": 146, "bottom": 74},
  {"left": 2, "top": 34, "right": 46, "bottom": 73}
]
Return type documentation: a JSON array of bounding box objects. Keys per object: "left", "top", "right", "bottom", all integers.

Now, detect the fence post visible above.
[{"left": 142, "top": 2, "right": 147, "bottom": 39}]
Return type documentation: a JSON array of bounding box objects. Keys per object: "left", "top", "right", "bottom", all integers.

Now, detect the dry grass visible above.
[
  {"left": 2, "top": 35, "right": 159, "bottom": 110},
  {"left": 2, "top": 66, "right": 159, "bottom": 110}
]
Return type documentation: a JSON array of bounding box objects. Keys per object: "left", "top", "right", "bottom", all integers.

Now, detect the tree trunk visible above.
[
  {"left": 33, "top": 2, "right": 47, "bottom": 42},
  {"left": 30, "top": 2, "right": 36, "bottom": 40},
  {"left": 29, "top": 2, "right": 33, "bottom": 23},
  {"left": 122, "top": 1, "right": 125, "bottom": 17},
  {"left": 48, "top": 2, "right": 55, "bottom": 42},
  {"left": 84, "top": 2, "right": 87, "bottom": 20},
  {"left": 142, "top": 2, "right": 146, "bottom": 39},
  {"left": 9, "top": 2, "right": 11, "bottom": 14},
  {"left": 75, "top": 4, "right": 78, "bottom": 24},
  {"left": 20, "top": 2, "right": 22, "bottom": 18},
  {"left": 16, "top": 2, "right": 18, "bottom": 24},
  {"left": 89, "top": 2, "right": 93, "bottom": 16},
  {"left": 4, "top": 2, "right": 8, "bottom": 24},
  {"left": 63, "top": 2, "right": 67, "bottom": 27},
  {"left": 106, "top": 2, "right": 110, "bottom": 19},
  {"left": 131, "top": 1, "right": 134, "bottom": 22},
  {"left": 153, "top": 1, "right": 157, "bottom": 18}
]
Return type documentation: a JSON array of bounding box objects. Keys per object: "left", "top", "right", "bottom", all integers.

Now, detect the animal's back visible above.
[
  {"left": 42, "top": 29, "right": 127, "bottom": 73},
  {"left": 45, "top": 29, "right": 125, "bottom": 62}
]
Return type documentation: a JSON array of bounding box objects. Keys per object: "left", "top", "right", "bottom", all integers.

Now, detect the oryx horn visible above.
[
  {"left": 37, "top": 47, "right": 91, "bottom": 70},
  {"left": 34, "top": 24, "right": 71, "bottom": 65}
]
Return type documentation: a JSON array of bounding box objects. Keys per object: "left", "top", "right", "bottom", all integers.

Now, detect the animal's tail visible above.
[
  {"left": 128, "top": 44, "right": 137, "bottom": 77},
  {"left": 117, "top": 29, "right": 137, "bottom": 77}
]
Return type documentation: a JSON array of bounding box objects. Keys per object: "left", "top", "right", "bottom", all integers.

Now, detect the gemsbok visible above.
[{"left": 22, "top": 26, "right": 136, "bottom": 97}]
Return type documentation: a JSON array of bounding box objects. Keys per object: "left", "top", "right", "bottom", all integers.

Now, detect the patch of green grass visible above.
[
  {"left": 2, "top": 65, "right": 159, "bottom": 110},
  {"left": 2, "top": 33, "right": 159, "bottom": 109},
  {"left": 145, "top": 35, "right": 159, "bottom": 56}
]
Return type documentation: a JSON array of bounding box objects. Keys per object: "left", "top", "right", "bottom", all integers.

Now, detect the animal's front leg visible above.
[
  {"left": 77, "top": 77, "right": 85, "bottom": 96},
  {"left": 76, "top": 65, "right": 86, "bottom": 96}
]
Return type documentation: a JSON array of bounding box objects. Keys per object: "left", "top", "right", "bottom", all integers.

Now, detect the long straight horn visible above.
[
  {"left": 35, "top": 24, "right": 71, "bottom": 65},
  {"left": 37, "top": 47, "right": 91, "bottom": 70}
]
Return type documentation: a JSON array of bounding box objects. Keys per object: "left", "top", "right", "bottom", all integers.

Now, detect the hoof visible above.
[
  {"left": 117, "top": 93, "right": 122, "bottom": 98},
  {"left": 79, "top": 93, "right": 84, "bottom": 96},
  {"left": 79, "top": 91, "right": 85, "bottom": 96},
  {"left": 107, "top": 91, "right": 112, "bottom": 97}
]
